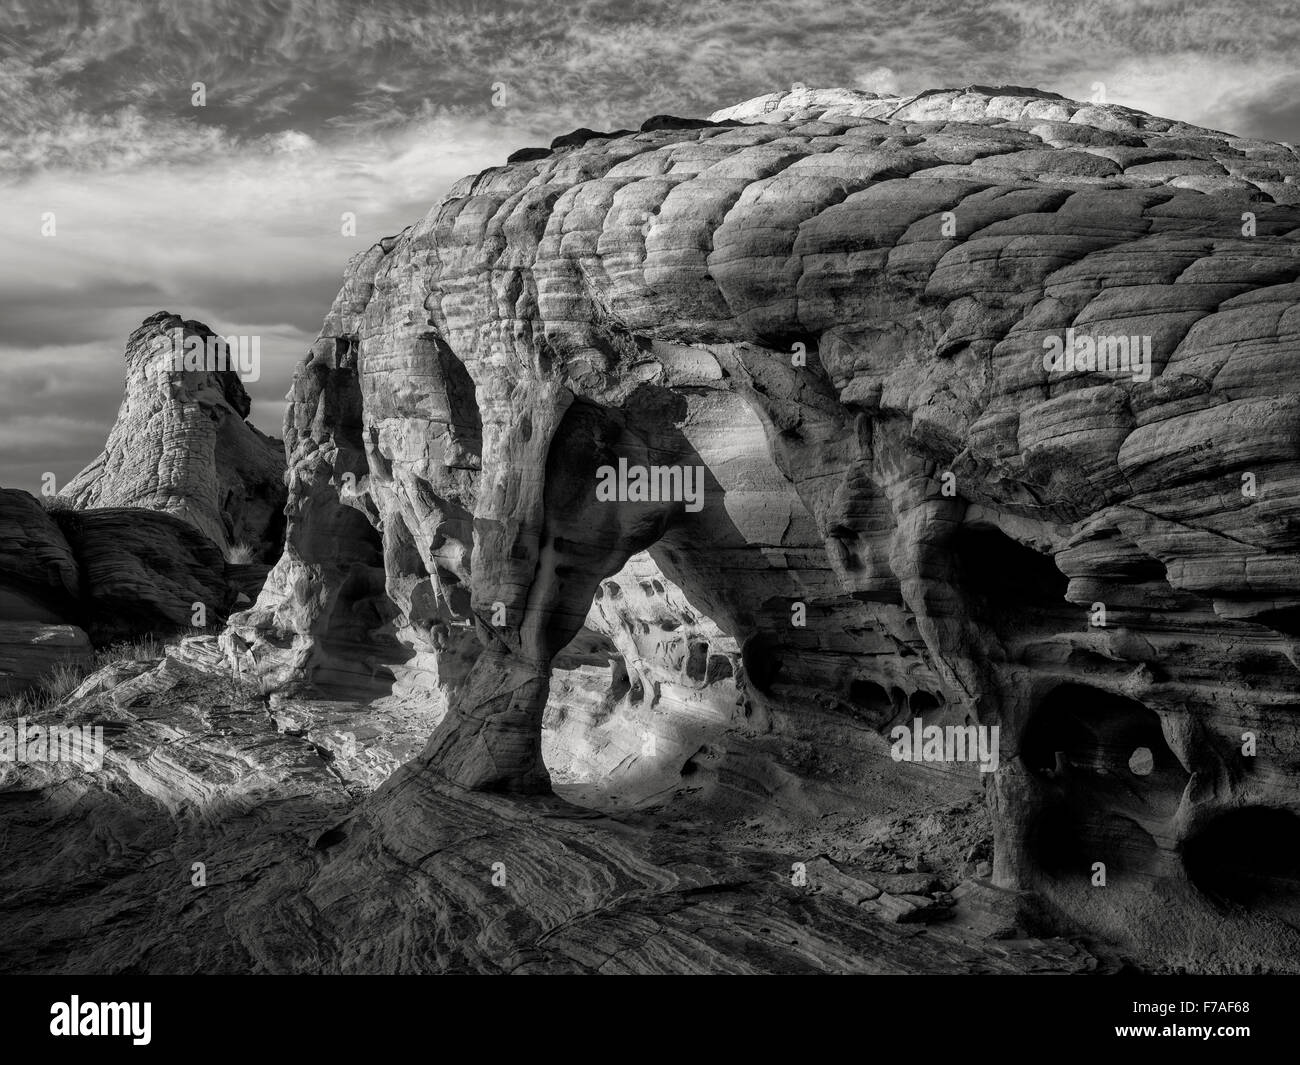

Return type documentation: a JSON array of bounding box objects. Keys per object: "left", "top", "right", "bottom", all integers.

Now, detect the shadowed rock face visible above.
[
  {"left": 219, "top": 85, "right": 1300, "bottom": 965},
  {"left": 60, "top": 312, "right": 287, "bottom": 562},
  {"left": 0, "top": 489, "right": 94, "bottom": 692},
  {"left": 0, "top": 487, "right": 277, "bottom": 690}
]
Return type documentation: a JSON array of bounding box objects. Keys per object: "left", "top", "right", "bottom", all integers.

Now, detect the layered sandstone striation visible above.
[
  {"left": 0, "top": 487, "right": 276, "bottom": 691},
  {"left": 60, "top": 312, "right": 287, "bottom": 561},
  {"left": 224, "top": 84, "right": 1300, "bottom": 968},
  {"left": 6, "top": 86, "right": 1300, "bottom": 973},
  {"left": 0, "top": 489, "right": 91, "bottom": 693},
  {"left": 0, "top": 634, "right": 1103, "bottom": 974}
]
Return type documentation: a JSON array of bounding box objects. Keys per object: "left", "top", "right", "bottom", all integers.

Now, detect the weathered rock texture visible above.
[
  {"left": 6, "top": 86, "right": 1300, "bottom": 974},
  {"left": 60, "top": 312, "right": 287, "bottom": 561},
  {"left": 0, "top": 489, "right": 90, "bottom": 693},
  {"left": 0, "top": 634, "right": 1109, "bottom": 974},
  {"left": 544, "top": 551, "right": 742, "bottom": 808},
  {"left": 0, "top": 487, "right": 268, "bottom": 688},
  {"left": 0, "top": 311, "right": 289, "bottom": 687},
  {"left": 222, "top": 84, "right": 1300, "bottom": 970}
]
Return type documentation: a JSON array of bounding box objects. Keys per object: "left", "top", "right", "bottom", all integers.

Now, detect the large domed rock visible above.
[{"left": 224, "top": 84, "right": 1300, "bottom": 967}]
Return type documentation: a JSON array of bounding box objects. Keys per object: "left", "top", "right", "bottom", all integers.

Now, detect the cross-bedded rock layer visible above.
[{"left": 227, "top": 85, "right": 1300, "bottom": 967}]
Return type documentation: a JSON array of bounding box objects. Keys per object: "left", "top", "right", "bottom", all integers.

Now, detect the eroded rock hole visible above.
[
  {"left": 909, "top": 690, "right": 941, "bottom": 714},
  {"left": 705, "top": 654, "right": 733, "bottom": 684},
  {"left": 1122, "top": 556, "right": 1169, "bottom": 583},
  {"left": 1028, "top": 806, "right": 1159, "bottom": 878},
  {"left": 954, "top": 525, "right": 1068, "bottom": 615},
  {"left": 1254, "top": 606, "right": 1300, "bottom": 639},
  {"left": 1021, "top": 685, "right": 1179, "bottom": 780},
  {"left": 847, "top": 678, "right": 895, "bottom": 728},
  {"left": 684, "top": 641, "right": 709, "bottom": 682},
  {"left": 741, "top": 633, "right": 782, "bottom": 694},
  {"left": 607, "top": 657, "right": 631, "bottom": 705},
  {"left": 1022, "top": 684, "right": 1187, "bottom": 881},
  {"left": 313, "top": 826, "right": 347, "bottom": 851}
]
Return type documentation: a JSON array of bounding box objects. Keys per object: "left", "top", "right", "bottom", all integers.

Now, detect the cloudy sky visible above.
[{"left": 2, "top": 0, "right": 1298, "bottom": 495}]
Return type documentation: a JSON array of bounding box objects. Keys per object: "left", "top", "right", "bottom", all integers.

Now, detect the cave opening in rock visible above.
[
  {"left": 843, "top": 678, "right": 907, "bottom": 731},
  {"left": 607, "top": 656, "right": 631, "bottom": 706},
  {"left": 1253, "top": 606, "right": 1300, "bottom": 639},
  {"left": 1182, "top": 807, "right": 1300, "bottom": 913},
  {"left": 1021, "top": 684, "right": 1186, "bottom": 882},
  {"left": 1028, "top": 805, "right": 1160, "bottom": 878},
  {"left": 848, "top": 678, "right": 891, "bottom": 714},
  {"left": 1021, "top": 684, "right": 1179, "bottom": 779},
  {"left": 954, "top": 525, "right": 1069, "bottom": 614},
  {"left": 740, "top": 633, "right": 783, "bottom": 694},
  {"left": 909, "top": 689, "right": 942, "bottom": 714},
  {"left": 541, "top": 552, "right": 740, "bottom": 810}
]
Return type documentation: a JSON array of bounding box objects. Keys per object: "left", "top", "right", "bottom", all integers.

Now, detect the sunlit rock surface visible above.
[
  {"left": 60, "top": 312, "right": 287, "bottom": 561},
  {"left": 7, "top": 87, "right": 1300, "bottom": 973}
]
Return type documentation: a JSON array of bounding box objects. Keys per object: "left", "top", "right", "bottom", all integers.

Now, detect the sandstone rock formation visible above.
[
  {"left": 544, "top": 551, "right": 742, "bottom": 808},
  {"left": 222, "top": 84, "right": 1300, "bottom": 970},
  {"left": 60, "top": 312, "right": 287, "bottom": 561},
  {"left": 0, "top": 489, "right": 91, "bottom": 693},
  {"left": 0, "top": 631, "right": 1109, "bottom": 973},
  {"left": 0, "top": 487, "right": 270, "bottom": 690},
  {"left": 0, "top": 311, "right": 290, "bottom": 689},
  {"left": 55, "top": 507, "right": 243, "bottom": 644},
  {"left": 7, "top": 86, "right": 1300, "bottom": 974}
]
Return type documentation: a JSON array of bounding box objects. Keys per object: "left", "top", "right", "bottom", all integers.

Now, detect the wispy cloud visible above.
[{"left": 1, "top": 0, "right": 1297, "bottom": 493}]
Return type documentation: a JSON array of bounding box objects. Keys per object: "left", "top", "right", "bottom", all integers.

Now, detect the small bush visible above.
[
  {"left": 94, "top": 636, "right": 165, "bottom": 668},
  {"left": 0, "top": 692, "right": 32, "bottom": 719},
  {"left": 0, "top": 659, "right": 90, "bottom": 719},
  {"left": 42, "top": 662, "right": 85, "bottom": 701},
  {"left": 224, "top": 541, "right": 256, "bottom": 564}
]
